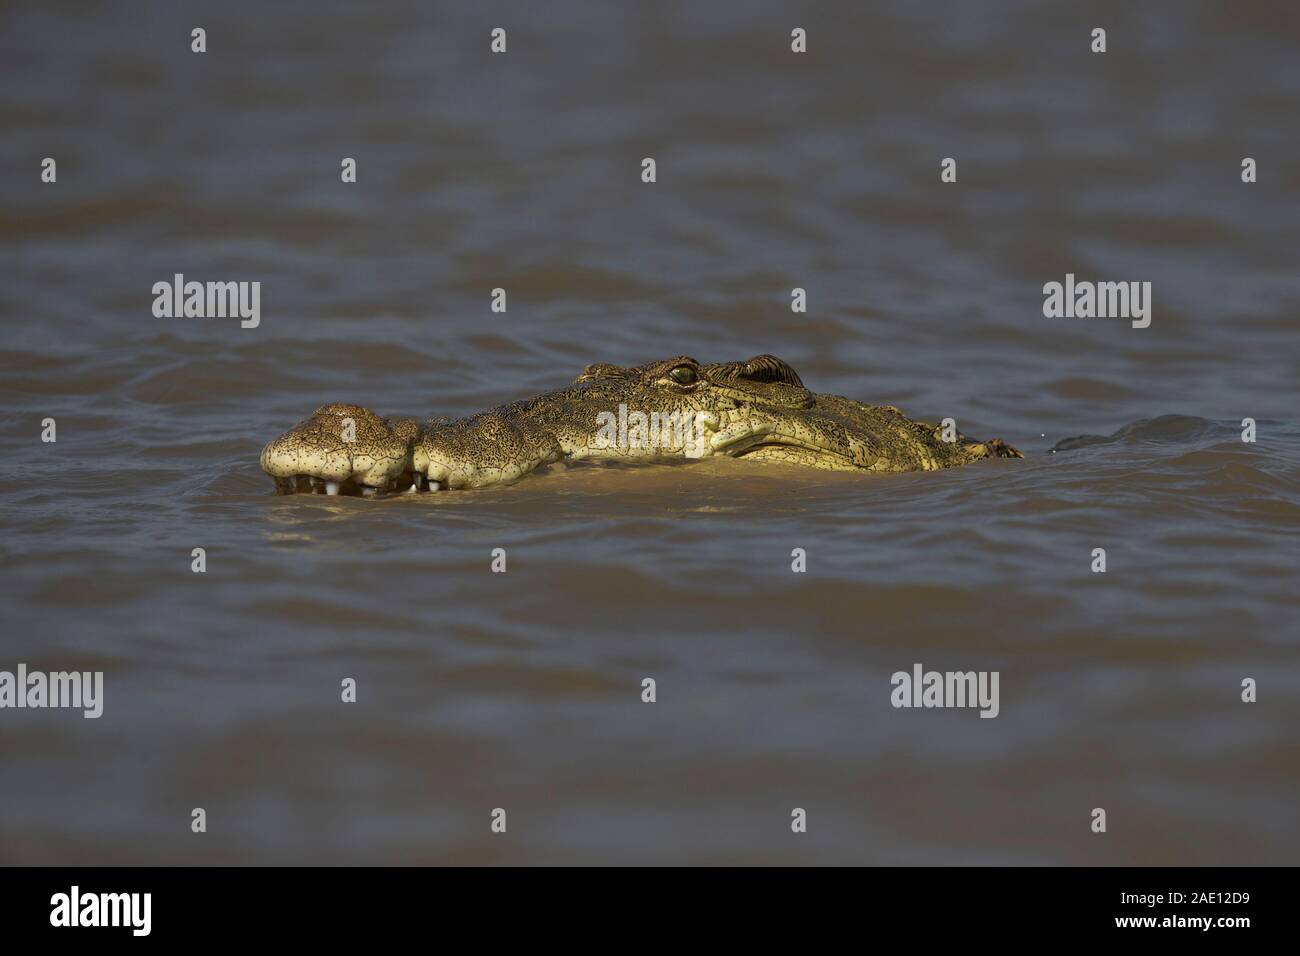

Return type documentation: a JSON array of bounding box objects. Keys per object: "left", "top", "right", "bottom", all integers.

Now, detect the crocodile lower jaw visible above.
[{"left": 271, "top": 469, "right": 435, "bottom": 497}]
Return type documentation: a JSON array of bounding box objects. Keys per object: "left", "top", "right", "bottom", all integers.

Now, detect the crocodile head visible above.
[{"left": 259, "top": 354, "right": 1021, "bottom": 495}]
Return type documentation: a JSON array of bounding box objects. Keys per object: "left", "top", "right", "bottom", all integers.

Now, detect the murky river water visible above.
[{"left": 1, "top": 0, "right": 1297, "bottom": 864}]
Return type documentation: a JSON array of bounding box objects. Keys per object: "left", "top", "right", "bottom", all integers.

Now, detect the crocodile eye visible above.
[{"left": 669, "top": 365, "right": 697, "bottom": 385}]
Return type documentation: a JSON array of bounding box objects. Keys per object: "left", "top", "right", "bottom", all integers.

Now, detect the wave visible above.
[{"left": 1051, "top": 415, "right": 1240, "bottom": 452}]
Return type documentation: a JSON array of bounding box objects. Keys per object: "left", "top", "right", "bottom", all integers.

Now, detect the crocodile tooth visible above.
[
  {"left": 361, "top": 486, "right": 377, "bottom": 498},
  {"left": 325, "top": 481, "right": 340, "bottom": 495},
  {"left": 430, "top": 480, "right": 441, "bottom": 491}
]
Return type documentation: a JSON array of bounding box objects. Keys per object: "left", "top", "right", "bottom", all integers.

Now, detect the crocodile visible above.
[{"left": 259, "top": 354, "right": 1022, "bottom": 496}]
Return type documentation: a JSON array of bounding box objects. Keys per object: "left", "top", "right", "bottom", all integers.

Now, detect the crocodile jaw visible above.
[
  {"left": 705, "top": 412, "right": 873, "bottom": 471},
  {"left": 259, "top": 404, "right": 418, "bottom": 495}
]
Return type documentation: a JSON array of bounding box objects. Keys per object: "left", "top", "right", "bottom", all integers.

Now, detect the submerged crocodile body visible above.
[{"left": 260, "top": 354, "right": 1022, "bottom": 496}]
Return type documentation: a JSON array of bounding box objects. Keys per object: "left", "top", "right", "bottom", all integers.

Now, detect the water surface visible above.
[{"left": 1, "top": 0, "right": 1297, "bottom": 864}]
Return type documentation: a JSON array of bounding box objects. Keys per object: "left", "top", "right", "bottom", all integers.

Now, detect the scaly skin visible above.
[{"left": 259, "top": 355, "right": 1022, "bottom": 496}]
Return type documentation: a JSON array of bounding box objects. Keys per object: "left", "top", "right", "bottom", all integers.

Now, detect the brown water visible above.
[{"left": 2, "top": 1, "right": 1298, "bottom": 865}]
